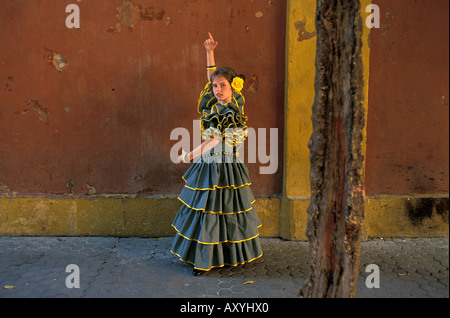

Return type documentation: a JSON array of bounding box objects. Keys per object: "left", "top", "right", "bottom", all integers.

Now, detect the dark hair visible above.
[{"left": 210, "top": 67, "right": 246, "bottom": 85}]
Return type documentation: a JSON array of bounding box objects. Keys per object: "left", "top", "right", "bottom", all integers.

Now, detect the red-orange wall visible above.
[
  {"left": 366, "top": 0, "right": 449, "bottom": 195},
  {"left": 1, "top": 0, "right": 448, "bottom": 199},
  {"left": 0, "top": 0, "right": 285, "bottom": 196}
]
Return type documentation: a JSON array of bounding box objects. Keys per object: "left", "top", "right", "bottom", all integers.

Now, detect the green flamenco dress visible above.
[{"left": 170, "top": 82, "right": 263, "bottom": 271}]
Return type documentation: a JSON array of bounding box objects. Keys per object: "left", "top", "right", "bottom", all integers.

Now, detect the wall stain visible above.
[
  {"left": 245, "top": 74, "right": 259, "bottom": 94},
  {"left": 5, "top": 76, "right": 14, "bottom": 91},
  {"left": 108, "top": 0, "right": 166, "bottom": 33},
  {"left": 406, "top": 198, "right": 449, "bottom": 226},
  {"left": 295, "top": 18, "right": 317, "bottom": 42},
  {"left": 86, "top": 183, "right": 97, "bottom": 195},
  {"left": 381, "top": 11, "right": 395, "bottom": 35},
  {"left": 27, "top": 99, "right": 50, "bottom": 123},
  {"left": 43, "top": 48, "right": 68, "bottom": 72},
  {"left": 0, "top": 184, "right": 11, "bottom": 193},
  {"left": 164, "top": 16, "right": 172, "bottom": 27},
  {"left": 15, "top": 100, "right": 50, "bottom": 123},
  {"left": 137, "top": 187, "right": 153, "bottom": 196},
  {"left": 66, "top": 180, "right": 75, "bottom": 194}
]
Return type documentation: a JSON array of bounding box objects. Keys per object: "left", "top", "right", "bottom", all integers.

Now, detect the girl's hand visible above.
[
  {"left": 177, "top": 151, "right": 186, "bottom": 163},
  {"left": 178, "top": 149, "right": 190, "bottom": 163},
  {"left": 204, "top": 32, "right": 218, "bottom": 51}
]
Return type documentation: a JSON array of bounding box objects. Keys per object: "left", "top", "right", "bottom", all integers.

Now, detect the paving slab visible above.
[{"left": 0, "top": 237, "right": 448, "bottom": 299}]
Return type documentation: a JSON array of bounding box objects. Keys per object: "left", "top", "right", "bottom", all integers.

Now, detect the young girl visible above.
[{"left": 171, "top": 33, "right": 263, "bottom": 275}]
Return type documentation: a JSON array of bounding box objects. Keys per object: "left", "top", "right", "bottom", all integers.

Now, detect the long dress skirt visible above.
[{"left": 170, "top": 151, "right": 263, "bottom": 271}]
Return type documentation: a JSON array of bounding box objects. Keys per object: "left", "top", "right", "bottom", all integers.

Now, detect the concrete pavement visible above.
[{"left": 0, "top": 236, "right": 448, "bottom": 299}]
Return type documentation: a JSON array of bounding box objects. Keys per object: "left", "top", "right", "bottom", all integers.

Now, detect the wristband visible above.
[
  {"left": 207, "top": 65, "right": 217, "bottom": 70},
  {"left": 182, "top": 152, "right": 191, "bottom": 163}
]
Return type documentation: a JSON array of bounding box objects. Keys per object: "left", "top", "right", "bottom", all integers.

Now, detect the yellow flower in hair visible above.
[{"left": 231, "top": 77, "right": 244, "bottom": 92}]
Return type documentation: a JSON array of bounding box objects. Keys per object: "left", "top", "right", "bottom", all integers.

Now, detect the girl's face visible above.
[{"left": 212, "top": 75, "right": 233, "bottom": 104}]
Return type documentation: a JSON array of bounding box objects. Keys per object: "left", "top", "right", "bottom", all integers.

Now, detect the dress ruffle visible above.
[
  {"left": 171, "top": 237, "right": 263, "bottom": 271},
  {"left": 171, "top": 154, "right": 262, "bottom": 271},
  {"left": 197, "top": 82, "right": 248, "bottom": 146},
  {"left": 182, "top": 160, "right": 251, "bottom": 190},
  {"left": 198, "top": 82, "right": 246, "bottom": 116},
  {"left": 171, "top": 83, "right": 262, "bottom": 271}
]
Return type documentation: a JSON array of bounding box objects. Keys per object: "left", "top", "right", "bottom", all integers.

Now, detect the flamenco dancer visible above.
[{"left": 170, "top": 33, "right": 263, "bottom": 276}]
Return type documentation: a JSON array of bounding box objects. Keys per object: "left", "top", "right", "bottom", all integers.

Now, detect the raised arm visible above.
[{"left": 204, "top": 32, "right": 218, "bottom": 81}]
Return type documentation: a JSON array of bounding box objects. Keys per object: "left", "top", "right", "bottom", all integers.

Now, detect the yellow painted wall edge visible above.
[{"left": 0, "top": 195, "right": 448, "bottom": 239}]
